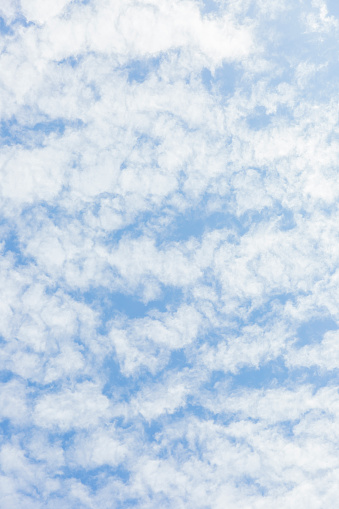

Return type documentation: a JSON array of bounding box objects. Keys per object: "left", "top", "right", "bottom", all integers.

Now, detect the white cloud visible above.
[
  {"left": 1, "top": 0, "right": 339, "bottom": 507},
  {"left": 69, "top": 428, "right": 130, "bottom": 469},
  {"left": 33, "top": 382, "right": 111, "bottom": 430},
  {"left": 0, "top": 380, "right": 29, "bottom": 425},
  {"left": 20, "top": 0, "right": 72, "bottom": 24},
  {"left": 287, "top": 330, "right": 339, "bottom": 370},
  {"left": 109, "top": 304, "right": 203, "bottom": 375}
]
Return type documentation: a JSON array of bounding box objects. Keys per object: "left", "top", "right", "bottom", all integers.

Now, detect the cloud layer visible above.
[{"left": 1, "top": 0, "right": 339, "bottom": 507}]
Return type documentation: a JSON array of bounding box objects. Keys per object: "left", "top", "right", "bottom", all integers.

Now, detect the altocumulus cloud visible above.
[{"left": 0, "top": 0, "right": 339, "bottom": 507}]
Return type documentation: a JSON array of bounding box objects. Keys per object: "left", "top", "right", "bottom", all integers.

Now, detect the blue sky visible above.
[{"left": 0, "top": 0, "right": 339, "bottom": 508}]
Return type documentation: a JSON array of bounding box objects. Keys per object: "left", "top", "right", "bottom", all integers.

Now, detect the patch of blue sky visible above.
[
  {"left": 246, "top": 104, "right": 294, "bottom": 132},
  {"left": 149, "top": 349, "right": 191, "bottom": 382},
  {"left": 0, "top": 369, "right": 14, "bottom": 383},
  {"left": 164, "top": 209, "right": 227, "bottom": 241},
  {"left": 55, "top": 429, "right": 77, "bottom": 449},
  {"left": 125, "top": 56, "right": 161, "bottom": 84},
  {"left": 247, "top": 106, "right": 271, "bottom": 130},
  {"left": 0, "top": 17, "right": 13, "bottom": 35},
  {"left": 135, "top": 131, "right": 161, "bottom": 146},
  {"left": 154, "top": 409, "right": 206, "bottom": 445},
  {"left": 103, "top": 355, "right": 175, "bottom": 401},
  {"left": 167, "top": 348, "right": 190, "bottom": 371},
  {"left": 223, "top": 362, "right": 339, "bottom": 397},
  {"left": 0, "top": 16, "right": 34, "bottom": 35},
  {"left": 327, "top": 0, "right": 339, "bottom": 17},
  {"left": 296, "top": 316, "right": 338, "bottom": 347},
  {"left": 277, "top": 420, "right": 300, "bottom": 440},
  {"left": 195, "top": 326, "right": 339, "bottom": 393},
  {"left": 198, "top": 359, "right": 287, "bottom": 396},
  {"left": 3, "top": 15, "right": 35, "bottom": 30},
  {"left": 86, "top": 81, "right": 101, "bottom": 101},
  {"left": 102, "top": 358, "right": 134, "bottom": 397},
  {"left": 229, "top": 359, "right": 290, "bottom": 390},
  {"left": 263, "top": 8, "right": 312, "bottom": 57},
  {"left": 102, "top": 211, "right": 170, "bottom": 245},
  {"left": 2, "top": 229, "right": 33, "bottom": 266},
  {"left": 199, "top": 0, "right": 220, "bottom": 16},
  {"left": 95, "top": 202, "right": 240, "bottom": 248},
  {"left": 0, "top": 117, "right": 84, "bottom": 147},
  {"left": 24, "top": 202, "right": 91, "bottom": 233},
  {"left": 75, "top": 285, "right": 182, "bottom": 328},
  {"left": 111, "top": 498, "right": 142, "bottom": 509},
  {"left": 72, "top": 0, "right": 92, "bottom": 6},
  {"left": 254, "top": 15, "right": 331, "bottom": 89},
  {"left": 201, "top": 62, "right": 239, "bottom": 97},
  {"left": 57, "top": 55, "right": 82, "bottom": 68},
  {"left": 154, "top": 204, "right": 268, "bottom": 245},
  {"left": 1, "top": 229, "right": 40, "bottom": 271},
  {"left": 200, "top": 368, "right": 228, "bottom": 390},
  {"left": 112, "top": 500, "right": 140, "bottom": 509},
  {"left": 268, "top": 68, "right": 295, "bottom": 90},
  {"left": 0, "top": 419, "right": 13, "bottom": 440},
  {"left": 103, "top": 352, "right": 193, "bottom": 406},
  {"left": 277, "top": 207, "right": 296, "bottom": 231},
  {"left": 234, "top": 476, "right": 270, "bottom": 495},
  {"left": 143, "top": 420, "right": 163, "bottom": 442},
  {"left": 247, "top": 293, "right": 296, "bottom": 323},
  {"left": 61, "top": 464, "right": 130, "bottom": 489},
  {"left": 63, "top": 193, "right": 270, "bottom": 251},
  {"left": 82, "top": 288, "right": 157, "bottom": 320},
  {"left": 26, "top": 378, "right": 70, "bottom": 395}
]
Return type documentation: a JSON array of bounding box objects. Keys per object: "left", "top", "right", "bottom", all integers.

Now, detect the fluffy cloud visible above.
[{"left": 0, "top": 0, "right": 339, "bottom": 507}]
